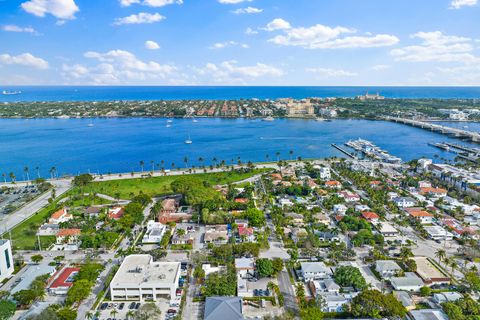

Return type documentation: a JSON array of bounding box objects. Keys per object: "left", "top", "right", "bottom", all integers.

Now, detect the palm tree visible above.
[
  {"left": 49, "top": 166, "right": 57, "bottom": 179},
  {"left": 450, "top": 260, "right": 458, "bottom": 276},
  {"left": 289, "top": 150, "right": 294, "bottom": 160},
  {"left": 9, "top": 172, "right": 15, "bottom": 183},
  {"left": 265, "top": 154, "right": 270, "bottom": 162},
  {"left": 435, "top": 249, "right": 446, "bottom": 266},
  {"left": 139, "top": 160, "right": 145, "bottom": 173},
  {"left": 110, "top": 309, "right": 118, "bottom": 318},
  {"left": 150, "top": 160, "right": 155, "bottom": 172},
  {"left": 212, "top": 157, "right": 217, "bottom": 167},
  {"left": 35, "top": 166, "right": 40, "bottom": 178},
  {"left": 184, "top": 156, "right": 189, "bottom": 169},
  {"left": 171, "top": 162, "right": 175, "bottom": 170},
  {"left": 1, "top": 173, "right": 6, "bottom": 183},
  {"left": 24, "top": 166, "right": 30, "bottom": 182},
  {"left": 198, "top": 157, "right": 204, "bottom": 168},
  {"left": 85, "top": 311, "right": 93, "bottom": 320},
  {"left": 126, "top": 310, "right": 135, "bottom": 320},
  {"left": 275, "top": 151, "right": 280, "bottom": 161}
]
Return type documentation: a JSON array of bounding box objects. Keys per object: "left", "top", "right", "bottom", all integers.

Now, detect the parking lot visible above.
[
  {"left": 96, "top": 298, "right": 179, "bottom": 320},
  {"left": 0, "top": 185, "right": 41, "bottom": 215}
]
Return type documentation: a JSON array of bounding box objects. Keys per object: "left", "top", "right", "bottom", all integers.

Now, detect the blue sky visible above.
[{"left": 0, "top": 0, "right": 479, "bottom": 85}]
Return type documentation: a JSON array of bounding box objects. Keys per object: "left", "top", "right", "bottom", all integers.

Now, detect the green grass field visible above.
[
  {"left": 5, "top": 168, "right": 271, "bottom": 250},
  {"left": 4, "top": 202, "right": 59, "bottom": 250},
  {"left": 82, "top": 168, "right": 271, "bottom": 199}
]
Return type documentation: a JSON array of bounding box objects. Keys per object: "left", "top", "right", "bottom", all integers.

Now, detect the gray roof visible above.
[
  {"left": 410, "top": 309, "right": 449, "bottom": 320},
  {"left": 204, "top": 297, "right": 243, "bottom": 320},
  {"left": 376, "top": 260, "right": 402, "bottom": 272},
  {"left": 11, "top": 263, "right": 56, "bottom": 294},
  {"left": 301, "top": 262, "right": 332, "bottom": 274},
  {"left": 391, "top": 272, "right": 424, "bottom": 288}
]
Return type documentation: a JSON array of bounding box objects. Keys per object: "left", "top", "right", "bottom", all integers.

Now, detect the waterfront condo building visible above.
[{"left": 0, "top": 239, "right": 14, "bottom": 282}]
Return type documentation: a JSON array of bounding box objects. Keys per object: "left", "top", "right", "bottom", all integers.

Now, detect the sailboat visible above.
[
  {"left": 184, "top": 134, "right": 193, "bottom": 144},
  {"left": 87, "top": 119, "right": 94, "bottom": 127},
  {"left": 192, "top": 118, "right": 199, "bottom": 123}
]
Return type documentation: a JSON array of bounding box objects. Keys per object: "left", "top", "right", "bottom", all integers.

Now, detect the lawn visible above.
[
  {"left": 4, "top": 168, "right": 271, "bottom": 251},
  {"left": 82, "top": 168, "right": 271, "bottom": 200},
  {"left": 4, "top": 202, "right": 59, "bottom": 250}
]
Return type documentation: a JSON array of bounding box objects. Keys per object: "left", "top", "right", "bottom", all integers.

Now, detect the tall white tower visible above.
[{"left": 0, "top": 239, "right": 14, "bottom": 282}]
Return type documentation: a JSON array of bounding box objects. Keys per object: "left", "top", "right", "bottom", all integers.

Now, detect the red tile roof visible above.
[
  {"left": 50, "top": 208, "right": 69, "bottom": 219},
  {"left": 362, "top": 211, "right": 379, "bottom": 220},
  {"left": 56, "top": 228, "right": 81, "bottom": 237},
  {"left": 238, "top": 226, "right": 254, "bottom": 236},
  {"left": 409, "top": 211, "right": 433, "bottom": 218},
  {"left": 234, "top": 198, "right": 248, "bottom": 204},
  {"left": 49, "top": 267, "right": 80, "bottom": 289}
]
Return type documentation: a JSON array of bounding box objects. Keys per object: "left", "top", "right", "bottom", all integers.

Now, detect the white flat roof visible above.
[{"left": 111, "top": 254, "right": 180, "bottom": 287}]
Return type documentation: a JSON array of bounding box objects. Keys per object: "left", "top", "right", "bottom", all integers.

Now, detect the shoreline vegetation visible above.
[{"left": 1, "top": 97, "right": 480, "bottom": 120}]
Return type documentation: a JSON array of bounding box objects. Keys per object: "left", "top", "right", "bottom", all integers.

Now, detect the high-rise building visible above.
[{"left": 0, "top": 239, "right": 14, "bottom": 282}]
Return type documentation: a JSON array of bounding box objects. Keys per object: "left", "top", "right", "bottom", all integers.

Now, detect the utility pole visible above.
[{"left": 37, "top": 234, "right": 42, "bottom": 251}]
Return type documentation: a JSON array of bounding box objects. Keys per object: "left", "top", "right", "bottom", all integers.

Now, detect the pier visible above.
[
  {"left": 331, "top": 143, "right": 356, "bottom": 159},
  {"left": 384, "top": 117, "right": 480, "bottom": 143}
]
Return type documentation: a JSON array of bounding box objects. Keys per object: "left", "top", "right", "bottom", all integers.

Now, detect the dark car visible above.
[
  {"left": 135, "top": 302, "right": 141, "bottom": 309},
  {"left": 100, "top": 303, "right": 108, "bottom": 310},
  {"left": 128, "top": 302, "right": 136, "bottom": 310},
  {"left": 167, "top": 309, "right": 177, "bottom": 314},
  {"left": 119, "top": 302, "right": 125, "bottom": 310}
]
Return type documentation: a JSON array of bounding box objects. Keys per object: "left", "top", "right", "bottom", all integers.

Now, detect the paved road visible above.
[
  {"left": 1, "top": 179, "right": 71, "bottom": 233},
  {"left": 278, "top": 269, "right": 298, "bottom": 314}
]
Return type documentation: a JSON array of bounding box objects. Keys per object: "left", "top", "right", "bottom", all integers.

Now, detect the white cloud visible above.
[
  {"left": 306, "top": 67, "right": 357, "bottom": 78},
  {"left": 145, "top": 40, "right": 160, "bottom": 50},
  {"left": 21, "top": 0, "right": 79, "bottom": 20},
  {"left": 450, "top": 0, "right": 477, "bottom": 9},
  {"left": 245, "top": 27, "right": 258, "bottom": 35},
  {"left": 0, "top": 53, "right": 49, "bottom": 69},
  {"left": 2, "top": 25, "right": 36, "bottom": 33},
  {"left": 266, "top": 19, "right": 399, "bottom": 49},
  {"left": 62, "top": 49, "right": 176, "bottom": 84},
  {"left": 114, "top": 12, "right": 165, "bottom": 25},
  {"left": 390, "top": 31, "right": 478, "bottom": 63},
  {"left": 232, "top": 7, "right": 263, "bottom": 14},
  {"left": 194, "top": 61, "right": 283, "bottom": 83},
  {"left": 209, "top": 41, "right": 249, "bottom": 49},
  {"left": 120, "top": 0, "right": 183, "bottom": 7},
  {"left": 264, "top": 18, "right": 291, "bottom": 31},
  {"left": 371, "top": 64, "right": 390, "bottom": 71},
  {"left": 218, "top": 0, "right": 252, "bottom": 4}
]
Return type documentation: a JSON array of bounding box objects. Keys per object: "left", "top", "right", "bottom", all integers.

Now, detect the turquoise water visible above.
[
  {"left": 1, "top": 86, "right": 480, "bottom": 102},
  {"left": 0, "top": 118, "right": 477, "bottom": 180}
]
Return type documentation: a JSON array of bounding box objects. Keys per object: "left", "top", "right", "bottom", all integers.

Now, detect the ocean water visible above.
[
  {"left": 1, "top": 86, "right": 480, "bottom": 102},
  {"left": 0, "top": 118, "right": 477, "bottom": 180}
]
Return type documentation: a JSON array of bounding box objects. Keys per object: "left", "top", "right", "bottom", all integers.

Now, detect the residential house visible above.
[
  {"left": 300, "top": 262, "right": 333, "bottom": 281},
  {"left": 237, "top": 226, "right": 255, "bottom": 242},
  {"left": 338, "top": 191, "right": 360, "bottom": 202},
  {"left": 361, "top": 211, "right": 379, "bottom": 222},
  {"left": 291, "top": 227, "right": 308, "bottom": 243},
  {"left": 390, "top": 272, "right": 424, "bottom": 291},
  {"left": 325, "top": 180, "right": 341, "bottom": 189},
  {"left": 204, "top": 225, "right": 229, "bottom": 244},
  {"left": 55, "top": 228, "right": 81, "bottom": 245},
  {"left": 235, "top": 258, "right": 255, "bottom": 279},
  {"left": 285, "top": 212, "right": 305, "bottom": 225},
  {"left": 410, "top": 309, "right": 449, "bottom": 320},
  {"left": 108, "top": 207, "right": 125, "bottom": 220},
  {"left": 407, "top": 209, "right": 434, "bottom": 224},
  {"left": 142, "top": 220, "right": 167, "bottom": 244},
  {"left": 158, "top": 199, "right": 193, "bottom": 224},
  {"left": 204, "top": 297, "right": 243, "bottom": 320},
  {"left": 375, "top": 260, "right": 402, "bottom": 279},
  {"left": 48, "top": 208, "right": 72, "bottom": 225},
  {"left": 393, "top": 197, "right": 416, "bottom": 208}
]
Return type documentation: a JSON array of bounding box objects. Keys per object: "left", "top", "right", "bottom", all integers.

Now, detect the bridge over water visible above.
[{"left": 384, "top": 117, "right": 480, "bottom": 143}]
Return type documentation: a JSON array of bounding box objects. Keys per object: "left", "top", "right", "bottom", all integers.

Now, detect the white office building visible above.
[
  {"left": 0, "top": 239, "right": 14, "bottom": 282},
  {"left": 110, "top": 255, "right": 180, "bottom": 302}
]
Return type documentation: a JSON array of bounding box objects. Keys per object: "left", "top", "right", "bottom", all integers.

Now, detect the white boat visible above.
[
  {"left": 192, "top": 119, "right": 199, "bottom": 123},
  {"left": 315, "top": 118, "right": 326, "bottom": 121},
  {"left": 87, "top": 123, "right": 94, "bottom": 127},
  {"left": 263, "top": 116, "right": 274, "bottom": 121},
  {"left": 2, "top": 90, "right": 21, "bottom": 95},
  {"left": 167, "top": 119, "right": 173, "bottom": 123},
  {"left": 166, "top": 124, "right": 172, "bottom": 128},
  {"left": 185, "top": 134, "right": 192, "bottom": 144}
]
